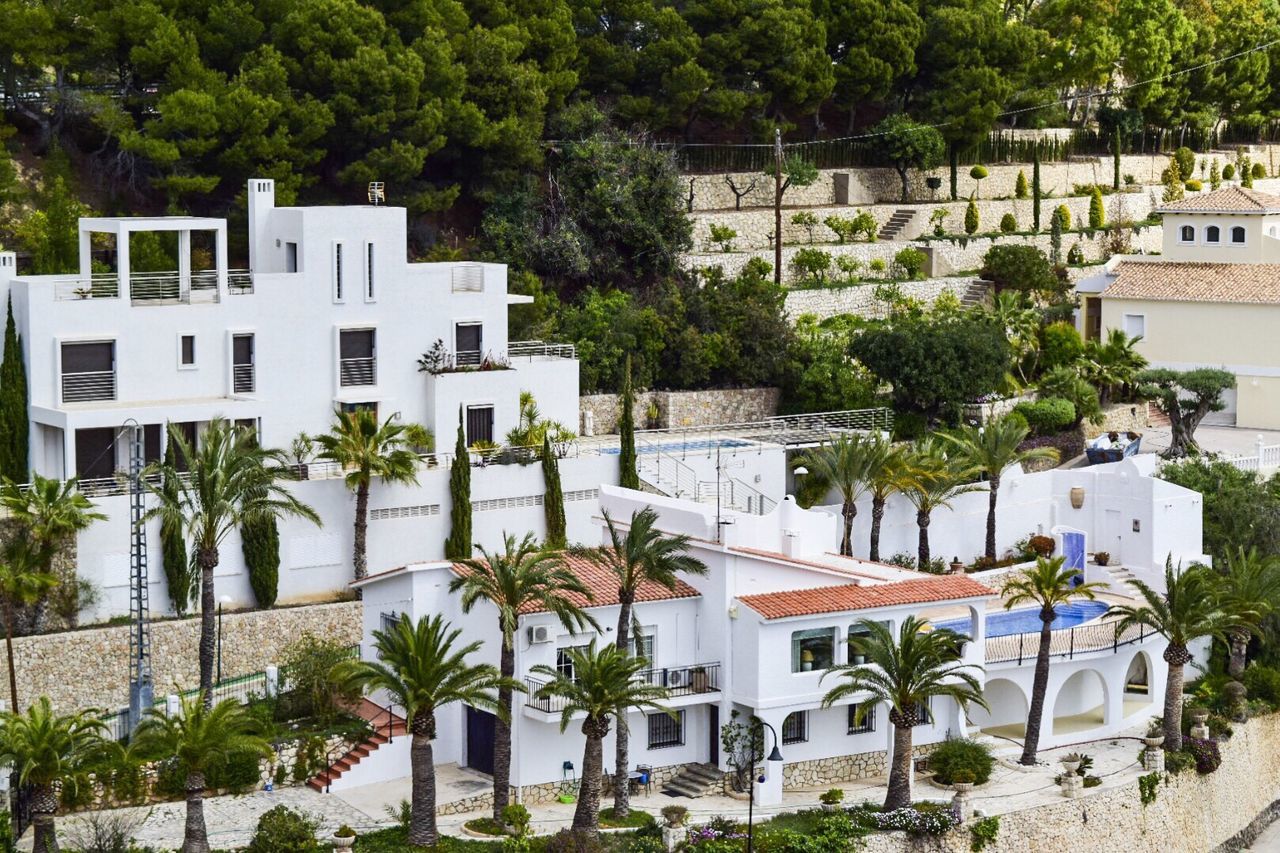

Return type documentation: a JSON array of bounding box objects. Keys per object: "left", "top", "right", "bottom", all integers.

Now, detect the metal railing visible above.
[
  {"left": 637, "top": 407, "right": 893, "bottom": 449},
  {"left": 508, "top": 340, "right": 577, "bottom": 360},
  {"left": 986, "top": 620, "right": 1150, "bottom": 665},
  {"left": 339, "top": 357, "right": 376, "bottom": 386},
  {"left": 228, "top": 269, "right": 253, "bottom": 294},
  {"left": 53, "top": 274, "right": 121, "bottom": 301},
  {"left": 525, "top": 663, "right": 720, "bottom": 713},
  {"left": 454, "top": 350, "right": 482, "bottom": 367},
  {"left": 232, "top": 363, "right": 255, "bottom": 394},
  {"left": 699, "top": 478, "right": 777, "bottom": 515},
  {"left": 61, "top": 370, "right": 116, "bottom": 403},
  {"left": 638, "top": 441, "right": 700, "bottom": 499}
]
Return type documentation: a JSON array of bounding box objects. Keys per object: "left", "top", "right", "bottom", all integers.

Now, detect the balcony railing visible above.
[
  {"left": 130, "top": 271, "right": 219, "bottom": 304},
  {"left": 61, "top": 370, "right": 116, "bottom": 403},
  {"left": 228, "top": 270, "right": 253, "bottom": 294},
  {"left": 524, "top": 662, "right": 720, "bottom": 713},
  {"left": 986, "top": 621, "right": 1150, "bottom": 665},
  {"left": 232, "top": 363, "right": 255, "bottom": 394},
  {"left": 53, "top": 274, "right": 121, "bottom": 301},
  {"left": 339, "top": 357, "right": 376, "bottom": 386},
  {"left": 508, "top": 341, "right": 577, "bottom": 360},
  {"left": 454, "top": 350, "right": 482, "bottom": 367}
]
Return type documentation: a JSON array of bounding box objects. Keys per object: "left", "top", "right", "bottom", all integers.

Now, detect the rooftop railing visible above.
[
  {"left": 53, "top": 274, "right": 121, "bottom": 301},
  {"left": 508, "top": 340, "right": 577, "bottom": 360},
  {"left": 985, "top": 620, "right": 1151, "bottom": 665},
  {"left": 49, "top": 269, "right": 254, "bottom": 302}
]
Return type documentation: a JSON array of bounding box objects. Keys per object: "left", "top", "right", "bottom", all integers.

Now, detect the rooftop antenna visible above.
[
  {"left": 368, "top": 182, "right": 386, "bottom": 206},
  {"left": 125, "top": 420, "right": 153, "bottom": 731}
]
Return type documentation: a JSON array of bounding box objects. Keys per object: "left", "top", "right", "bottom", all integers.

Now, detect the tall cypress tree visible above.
[
  {"left": 160, "top": 463, "right": 194, "bottom": 615},
  {"left": 1112, "top": 133, "right": 1122, "bottom": 191},
  {"left": 241, "top": 516, "right": 280, "bottom": 608},
  {"left": 1032, "top": 150, "right": 1042, "bottom": 233},
  {"left": 618, "top": 356, "right": 639, "bottom": 490},
  {"left": 444, "top": 409, "right": 472, "bottom": 559},
  {"left": 0, "top": 297, "right": 28, "bottom": 480},
  {"left": 541, "top": 435, "right": 566, "bottom": 549}
]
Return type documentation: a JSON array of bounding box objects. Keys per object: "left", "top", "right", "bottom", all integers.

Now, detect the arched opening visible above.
[
  {"left": 1231, "top": 225, "right": 1247, "bottom": 244},
  {"left": 968, "top": 678, "right": 1028, "bottom": 743},
  {"left": 1123, "top": 651, "right": 1156, "bottom": 717},
  {"left": 1179, "top": 225, "right": 1195, "bottom": 242},
  {"left": 1205, "top": 225, "right": 1221, "bottom": 243},
  {"left": 1051, "top": 669, "right": 1109, "bottom": 736}
]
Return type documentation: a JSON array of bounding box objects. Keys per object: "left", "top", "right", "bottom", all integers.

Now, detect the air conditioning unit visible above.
[
  {"left": 666, "top": 669, "right": 688, "bottom": 688},
  {"left": 527, "top": 625, "right": 553, "bottom": 644}
]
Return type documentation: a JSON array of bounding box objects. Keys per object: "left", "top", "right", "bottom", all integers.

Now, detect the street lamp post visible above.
[
  {"left": 746, "top": 720, "right": 783, "bottom": 853},
  {"left": 216, "top": 595, "right": 233, "bottom": 684}
]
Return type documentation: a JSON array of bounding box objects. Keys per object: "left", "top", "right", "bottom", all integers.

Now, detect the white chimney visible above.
[
  {"left": 781, "top": 528, "right": 802, "bottom": 557},
  {"left": 246, "top": 179, "right": 276, "bottom": 272}
]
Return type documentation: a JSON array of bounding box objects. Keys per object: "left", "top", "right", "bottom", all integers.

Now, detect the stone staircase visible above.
[
  {"left": 960, "top": 279, "right": 990, "bottom": 308},
  {"left": 307, "top": 699, "right": 408, "bottom": 792},
  {"left": 877, "top": 209, "right": 917, "bottom": 241},
  {"left": 662, "top": 763, "right": 724, "bottom": 798},
  {"left": 1103, "top": 565, "right": 1140, "bottom": 595}
]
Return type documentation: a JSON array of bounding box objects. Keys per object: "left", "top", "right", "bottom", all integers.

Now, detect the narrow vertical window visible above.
[
  {"left": 334, "top": 243, "right": 344, "bottom": 302},
  {"left": 366, "top": 242, "right": 375, "bottom": 300}
]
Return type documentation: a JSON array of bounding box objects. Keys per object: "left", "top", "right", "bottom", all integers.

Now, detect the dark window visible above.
[
  {"left": 366, "top": 243, "right": 375, "bottom": 299},
  {"left": 555, "top": 645, "right": 588, "bottom": 681},
  {"left": 1205, "top": 225, "right": 1221, "bottom": 243},
  {"left": 235, "top": 418, "right": 259, "bottom": 445},
  {"left": 339, "top": 329, "right": 375, "bottom": 359},
  {"left": 1232, "top": 226, "right": 1247, "bottom": 244},
  {"left": 466, "top": 405, "right": 494, "bottom": 446},
  {"left": 1179, "top": 225, "right": 1195, "bottom": 242},
  {"left": 847, "top": 703, "right": 876, "bottom": 735},
  {"left": 167, "top": 421, "right": 198, "bottom": 472},
  {"left": 180, "top": 335, "right": 195, "bottom": 366},
  {"left": 334, "top": 243, "right": 344, "bottom": 300},
  {"left": 232, "top": 334, "right": 254, "bottom": 394},
  {"left": 339, "top": 329, "right": 376, "bottom": 386},
  {"left": 285, "top": 242, "right": 298, "bottom": 273},
  {"left": 143, "top": 424, "right": 163, "bottom": 464},
  {"left": 75, "top": 428, "right": 116, "bottom": 479},
  {"left": 61, "top": 341, "right": 113, "bottom": 373},
  {"left": 782, "top": 711, "right": 808, "bottom": 744},
  {"left": 648, "top": 711, "right": 684, "bottom": 749},
  {"left": 631, "top": 632, "right": 654, "bottom": 664},
  {"left": 912, "top": 700, "right": 933, "bottom": 727},
  {"left": 792, "top": 628, "right": 834, "bottom": 672},
  {"left": 340, "top": 402, "right": 378, "bottom": 416},
  {"left": 456, "top": 323, "right": 482, "bottom": 365}
]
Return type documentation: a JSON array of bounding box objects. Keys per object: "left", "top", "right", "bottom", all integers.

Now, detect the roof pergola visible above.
[{"left": 78, "top": 216, "right": 229, "bottom": 296}]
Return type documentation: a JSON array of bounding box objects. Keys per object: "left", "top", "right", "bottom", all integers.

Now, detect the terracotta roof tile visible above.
[
  {"left": 1158, "top": 186, "right": 1280, "bottom": 213},
  {"left": 1104, "top": 261, "right": 1280, "bottom": 305},
  {"left": 738, "top": 576, "right": 996, "bottom": 620},
  {"left": 451, "top": 552, "right": 701, "bottom": 613}
]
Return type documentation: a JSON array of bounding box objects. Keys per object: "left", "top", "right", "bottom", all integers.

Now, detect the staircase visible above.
[
  {"left": 636, "top": 444, "right": 776, "bottom": 515},
  {"left": 307, "top": 699, "right": 407, "bottom": 792},
  {"left": 1103, "top": 565, "right": 1140, "bottom": 595},
  {"left": 960, "top": 279, "right": 990, "bottom": 308},
  {"left": 877, "top": 209, "right": 917, "bottom": 241},
  {"left": 662, "top": 763, "right": 724, "bottom": 798}
]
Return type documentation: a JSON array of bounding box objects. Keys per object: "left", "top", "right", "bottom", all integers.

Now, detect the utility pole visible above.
[
  {"left": 773, "top": 128, "right": 784, "bottom": 285},
  {"left": 126, "top": 422, "right": 153, "bottom": 731}
]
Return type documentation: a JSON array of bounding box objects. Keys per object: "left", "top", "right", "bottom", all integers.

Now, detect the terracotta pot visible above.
[{"left": 1070, "top": 486, "right": 1085, "bottom": 509}]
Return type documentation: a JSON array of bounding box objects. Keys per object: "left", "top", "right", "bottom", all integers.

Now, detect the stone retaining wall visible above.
[
  {"left": 690, "top": 191, "right": 1158, "bottom": 252},
  {"left": 859, "top": 712, "right": 1280, "bottom": 853},
  {"left": 579, "top": 388, "right": 781, "bottom": 436},
  {"left": 14, "top": 600, "right": 362, "bottom": 712},
  {"left": 781, "top": 744, "right": 934, "bottom": 790},
  {"left": 1085, "top": 402, "right": 1152, "bottom": 440},
  {"left": 784, "top": 278, "right": 977, "bottom": 321}
]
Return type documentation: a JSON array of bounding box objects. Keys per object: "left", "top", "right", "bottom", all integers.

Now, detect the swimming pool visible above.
[
  {"left": 602, "top": 438, "right": 752, "bottom": 455},
  {"left": 933, "top": 600, "right": 1111, "bottom": 638}
]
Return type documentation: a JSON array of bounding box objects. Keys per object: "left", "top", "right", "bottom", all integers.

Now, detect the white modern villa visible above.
[{"left": 350, "top": 455, "right": 1206, "bottom": 806}]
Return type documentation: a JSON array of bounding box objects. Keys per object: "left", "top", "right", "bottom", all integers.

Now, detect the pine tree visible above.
[
  {"left": 618, "top": 356, "right": 639, "bottom": 490},
  {"left": 444, "top": 410, "right": 472, "bottom": 560},
  {"left": 964, "top": 197, "right": 979, "bottom": 235},
  {"left": 1089, "top": 187, "right": 1105, "bottom": 229},
  {"left": 1015, "top": 170, "right": 1028, "bottom": 199},
  {"left": 541, "top": 435, "right": 566, "bottom": 549},
  {"left": 1032, "top": 151, "right": 1042, "bottom": 232},
  {"left": 0, "top": 297, "right": 28, "bottom": 481},
  {"left": 241, "top": 516, "right": 280, "bottom": 608}
]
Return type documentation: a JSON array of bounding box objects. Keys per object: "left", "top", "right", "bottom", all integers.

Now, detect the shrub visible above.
[
  {"left": 1040, "top": 322, "right": 1083, "bottom": 370},
  {"left": 1028, "top": 534, "right": 1055, "bottom": 557},
  {"left": 1185, "top": 738, "right": 1221, "bottom": 774},
  {"left": 1013, "top": 397, "right": 1076, "bottom": 436},
  {"left": 819, "top": 788, "right": 844, "bottom": 805},
  {"left": 281, "top": 633, "right": 361, "bottom": 723},
  {"left": 1088, "top": 187, "right": 1105, "bottom": 228},
  {"left": 980, "top": 244, "right": 1059, "bottom": 293},
  {"left": 544, "top": 829, "right": 607, "bottom": 853},
  {"left": 869, "top": 257, "right": 887, "bottom": 274},
  {"left": 1052, "top": 204, "right": 1071, "bottom": 230},
  {"left": 708, "top": 224, "right": 737, "bottom": 253},
  {"left": 1223, "top": 163, "right": 1236, "bottom": 180},
  {"left": 335, "top": 825, "right": 356, "bottom": 838},
  {"left": 791, "top": 211, "right": 819, "bottom": 243},
  {"left": 929, "top": 208, "right": 949, "bottom": 237},
  {"left": 662, "top": 805, "right": 689, "bottom": 826},
  {"left": 1015, "top": 170, "right": 1028, "bottom": 199},
  {"left": 875, "top": 803, "right": 959, "bottom": 836},
  {"left": 1185, "top": 179, "right": 1203, "bottom": 192},
  {"left": 1253, "top": 162, "right": 1267, "bottom": 180},
  {"left": 824, "top": 215, "right": 856, "bottom": 243},
  {"left": 1164, "top": 750, "right": 1195, "bottom": 774},
  {"left": 970, "top": 815, "right": 999, "bottom": 852},
  {"left": 928, "top": 738, "right": 995, "bottom": 785},
  {"left": 964, "top": 198, "right": 979, "bottom": 234},
  {"left": 1066, "top": 243, "right": 1084, "bottom": 264},
  {"left": 1243, "top": 665, "right": 1280, "bottom": 707},
  {"left": 892, "top": 411, "right": 928, "bottom": 441},
  {"left": 999, "top": 212, "right": 1017, "bottom": 233},
  {"left": 1139, "top": 772, "right": 1160, "bottom": 805},
  {"left": 245, "top": 805, "right": 321, "bottom": 853},
  {"left": 791, "top": 248, "right": 833, "bottom": 284},
  {"left": 1004, "top": 410, "right": 1029, "bottom": 435},
  {"left": 1173, "top": 147, "right": 1196, "bottom": 180},
  {"left": 242, "top": 515, "right": 280, "bottom": 608},
  {"left": 894, "top": 247, "right": 926, "bottom": 280},
  {"left": 834, "top": 255, "right": 862, "bottom": 281},
  {"left": 825, "top": 211, "right": 876, "bottom": 243},
  {"left": 504, "top": 804, "right": 532, "bottom": 837},
  {"left": 970, "top": 165, "right": 989, "bottom": 180}
]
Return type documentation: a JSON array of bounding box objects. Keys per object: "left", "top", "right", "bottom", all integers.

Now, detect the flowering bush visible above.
[
  {"left": 874, "top": 804, "right": 960, "bottom": 835},
  {"left": 1185, "top": 738, "right": 1222, "bottom": 774},
  {"left": 686, "top": 823, "right": 747, "bottom": 848}
]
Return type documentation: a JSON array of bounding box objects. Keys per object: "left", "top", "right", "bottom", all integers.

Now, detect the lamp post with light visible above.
[{"left": 746, "top": 720, "right": 784, "bottom": 853}]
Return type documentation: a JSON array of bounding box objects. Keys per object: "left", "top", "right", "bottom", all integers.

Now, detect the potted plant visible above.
[
  {"left": 950, "top": 769, "right": 975, "bottom": 793},
  {"left": 662, "top": 805, "right": 689, "bottom": 828},
  {"left": 1093, "top": 551, "right": 1110, "bottom": 567},
  {"left": 690, "top": 665, "right": 709, "bottom": 693},
  {"left": 1189, "top": 707, "right": 1210, "bottom": 726},
  {"left": 332, "top": 825, "right": 357, "bottom": 848},
  {"left": 819, "top": 788, "right": 844, "bottom": 812},
  {"left": 1060, "top": 753, "right": 1082, "bottom": 775}
]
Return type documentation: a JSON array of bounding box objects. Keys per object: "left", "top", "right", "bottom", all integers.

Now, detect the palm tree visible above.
[
  {"left": 1215, "top": 547, "right": 1280, "bottom": 678},
  {"left": 451, "top": 533, "right": 598, "bottom": 824},
  {"left": 132, "top": 696, "right": 272, "bottom": 853},
  {"left": 1109, "top": 561, "right": 1242, "bottom": 750},
  {"left": 1080, "top": 328, "right": 1148, "bottom": 406},
  {"left": 821, "top": 618, "right": 986, "bottom": 811},
  {"left": 900, "top": 439, "right": 982, "bottom": 569},
  {"left": 313, "top": 408, "right": 430, "bottom": 587},
  {"left": 1000, "top": 557, "right": 1109, "bottom": 765},
  {"left": 793, "top": 434, "right": 883, "bottom": 557},
  {"left": 0, "top": 546, "right": 56, "bottom": 713},
  {"left": 940, "top": 418, "right": 1060, "bottom": 561},
  {"left": 337, "top": 614, "right": 507, "bottom": 847},
  {"left": 0, "top": 698, "right": 109, "bottom": 853},
  {"left": 865, "top": 441, "right": 910, "bottom": 563},
  {"left": 144, "top": 419, "right": 320, "bottom": 703},
  {"left": 589, "top": 508, "right": 707, "bottom": 818},
  {"left": 531, "top": 643, "right": 671, "bottom": 834}
]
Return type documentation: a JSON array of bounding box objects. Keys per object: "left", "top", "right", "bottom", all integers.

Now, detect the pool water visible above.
[
  {"left": 933, "top": 600, "right": 1111, "bottom": 638},
  {"left": 602, "top": 438, "right": 751, "bottom": 455}
]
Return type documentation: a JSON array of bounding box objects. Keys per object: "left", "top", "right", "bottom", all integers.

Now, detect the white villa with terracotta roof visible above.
[
  {"left": 343, "top": 456, "right": 1204, "bottom": 810},
  {"left": 1078, "top": 184, "right": 1280, "bottom": 428}
]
